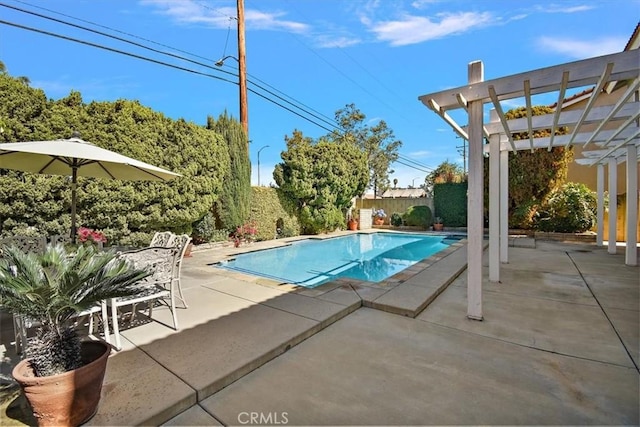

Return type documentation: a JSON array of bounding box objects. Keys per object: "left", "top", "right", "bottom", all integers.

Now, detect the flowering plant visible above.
[
  {"left": 230, "top": 222, "right": 258, "bottom": 247},
  {"left": 373, "top": 209, "right": 387, "bottom": 219},
  {"left": 77, "top": 227, "right": 107, "bottom": 244}
]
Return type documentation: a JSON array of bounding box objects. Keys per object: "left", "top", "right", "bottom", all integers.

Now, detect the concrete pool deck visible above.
[{"left": 1, "top": 232, "right": 638, "bottom": 425}]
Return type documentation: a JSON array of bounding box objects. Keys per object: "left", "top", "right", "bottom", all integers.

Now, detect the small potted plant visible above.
[
  {"left": 0, "top": 243, "right": 150, "bottom": 426},
  {"left": 347, "top": 209, "right": 359, "bottom": 231},
  {"left": 433, "top": 217, "right": 444, "bottom": 231},
  {"left": 373, "top": 208, "right": 387, "bottom": 225}
]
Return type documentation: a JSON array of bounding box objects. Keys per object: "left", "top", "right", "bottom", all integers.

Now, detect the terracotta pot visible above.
[
  {"left": 347, "top": 219, "right": 358, "bottom": 231},
  {"left": 374, "top": 217, "right": 384, "bottom": 225},
  {"left": 433, "top": 223, "right": 444, "bottom": 231},
  {"left": 12, "top": 340, "right": 110, "bottom": 427},
  {"left": 184, "top": 242, "right": 193, "bottom": 257}
]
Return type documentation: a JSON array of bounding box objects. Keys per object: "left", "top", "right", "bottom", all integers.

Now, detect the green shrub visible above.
[
  {"left": 402, "top": 205, "right": 432, "bottom": 228},
  {"left": 534, "top": 182, "right": 597, "bottom": 233},
  {"left": 192, "top": 212, "right": 219, "bottom": 243},
  {"left": 510, "top": 200, "right": 539, "bottom": 229},
  {"left": 390, "top": 212, "right": 403, "bottom": 226}
]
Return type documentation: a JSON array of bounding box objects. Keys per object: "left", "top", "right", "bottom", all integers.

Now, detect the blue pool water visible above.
[{"left": 217, "top": 233, "right": 453, "bottom": 288}]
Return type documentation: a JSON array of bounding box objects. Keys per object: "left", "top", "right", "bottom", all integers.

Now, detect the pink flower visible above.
[
  {"left": 229, "top": 222, "right": 258, "bottom": 247},
  {"left": 77, "top": 227, "right": 107, "bottom": 244}
]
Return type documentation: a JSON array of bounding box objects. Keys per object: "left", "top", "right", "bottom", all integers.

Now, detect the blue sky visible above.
[{"left": 1, "top": 0, "right": 638, "bottom": 188}]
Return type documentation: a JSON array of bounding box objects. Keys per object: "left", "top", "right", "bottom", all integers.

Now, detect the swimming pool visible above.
[{"left": 217, "top": 233, "right": 454, "bottom": 288}]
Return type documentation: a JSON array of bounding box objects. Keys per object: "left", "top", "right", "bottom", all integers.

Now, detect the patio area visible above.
[{"left": 1, "top": 233, "right": 638, "bottom": 425}]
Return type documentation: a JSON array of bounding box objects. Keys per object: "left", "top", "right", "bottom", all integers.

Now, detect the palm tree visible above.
[{"left": 0, "top": 243, "right": 149, "bottom": 376}]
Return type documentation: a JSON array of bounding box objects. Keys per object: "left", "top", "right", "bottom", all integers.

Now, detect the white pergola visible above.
[{"left": 418, "top": 49, "right": 639, "bottom": 320}]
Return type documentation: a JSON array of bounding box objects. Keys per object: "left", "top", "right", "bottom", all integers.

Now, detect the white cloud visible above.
[
  {"left": 408, "top": 150, "right": 432, "bottom": 158},
  {"left": 140, "top": 0, "right": 309, "bottom": 33},
  {"left": 314, "top": 34, "right": 361, "bottom": 48},
  {"left": 537, "top": 36, "right": 626, "bottom": 59},
  {"left": 535, "top": 4, "right": 595, "bottom": 13},
  {"left": 367, "top": 11, "right": 494, "bottom": 46},
  {"left": 244, "top": 9, "right": 309, "bottom": 33},
  {"left": 410, "top": 0, "right": 441, "bottom": 10}
]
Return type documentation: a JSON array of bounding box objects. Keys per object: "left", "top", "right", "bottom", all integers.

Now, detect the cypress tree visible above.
[{"left": 208, "top": 111, "right": 251, "bottom": 231}]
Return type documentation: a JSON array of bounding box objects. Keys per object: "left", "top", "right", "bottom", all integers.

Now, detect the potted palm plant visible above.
[
  {"left": 0, "top": 243, "right": 150, "bottom": 427},
  {"left": 346, "top": 209, "right": 359, "bottom": 231}
]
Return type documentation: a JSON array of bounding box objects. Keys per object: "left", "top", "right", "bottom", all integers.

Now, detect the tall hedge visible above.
[
  {"left": 209, "top": 112, "right": 251, "bottom": 231},
  {"left": 433, "top": 182, "right": 468, "bottom": 226},
  {"left": 0, "top": 72, "right": 230, "bottom": 245},
  {"left": 250, "top": 187, "right": 300, "bottom": 240}
]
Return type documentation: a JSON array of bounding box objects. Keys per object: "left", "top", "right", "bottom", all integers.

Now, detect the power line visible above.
[
  {"left": 9, "top": 0, "right": 214, "bottom": 63},
  {"left": 250, "top": 1, "right": 401, "bottom": 116},
  {"left": 0, "top": 18, "right": 338, "bottom": 132},
  {"left": 393, "top": 159, "right": 432, "bottom": 174},
  {"left": 2, "top": 1, "right": 427, "bottom": 146},
  {"left": 396, "top": 154, "right": 434, "bottom": 171},
  {"left": 1, "top": 1, "right": 341, "bottom": 131}
]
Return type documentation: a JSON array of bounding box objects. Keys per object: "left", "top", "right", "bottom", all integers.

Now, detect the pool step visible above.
[{"left": 363, "top": 243, "right": 469, "bottom": 318}]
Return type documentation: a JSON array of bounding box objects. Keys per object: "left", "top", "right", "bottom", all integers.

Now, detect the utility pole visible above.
[
  {"left": 237, "top": 0, "right": 248, "bottom": 139},
  {"left": 456, "top": 138, "right": 467, "bottom": 175}
]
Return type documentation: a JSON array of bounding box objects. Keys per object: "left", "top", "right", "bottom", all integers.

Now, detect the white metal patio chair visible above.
[
  {"left": 148, "top": 231, "right": 190, "bottom": 308},
  {"left": 168, "top": 233, "right": 191, "bottom": 308},
  {"left": 150, "top": 231, "right": 174, "bottom": 247},
  {"left": 12, "top": 306, "right": 104, "bottom": 356},
  {"left": 103, "top": 246, "right": 179, "bottom": 350}
]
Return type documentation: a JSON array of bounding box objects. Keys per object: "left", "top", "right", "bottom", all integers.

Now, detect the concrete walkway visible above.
[{"left": 1, "top": 234, "right": 638, "bottom": 425}]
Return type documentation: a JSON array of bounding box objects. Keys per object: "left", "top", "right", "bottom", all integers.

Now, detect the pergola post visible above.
[
  {"left": 467, "top": 60, "right": 484, "bottom": 320},
  {"left": 489, "top": 134, "right": 500, "bottom": 282},
  {"left": 500, "top": 147, "right": 509, "bottom": 263},
  {"left": 625, "top": 145, "right": 638, "bottom": 266},
  {"left": 608, "top": 158, "right": 617, "bottom": 254},
  {"left": 596, "top": 164, "right": 605, "bottom": 246}
]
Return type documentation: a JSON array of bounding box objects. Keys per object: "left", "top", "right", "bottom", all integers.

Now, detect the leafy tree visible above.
[
  {"left": 208, "top": 111, "right": 251, "bottom": 232},
  {"left": 273, "top": 130, "right": 368, "bottom": 234},
  {"left": 331, "top": 104, "right": 401, "bottom": 197},
  {"left": 425, "top": 160, "right": 465, "bottom": 196}
]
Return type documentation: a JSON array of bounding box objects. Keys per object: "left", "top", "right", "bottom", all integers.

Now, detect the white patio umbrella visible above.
[{"left": 0, "top": 135, "right": 181, "bottom": 242}]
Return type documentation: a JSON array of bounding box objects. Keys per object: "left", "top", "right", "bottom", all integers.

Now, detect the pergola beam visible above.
[
  {"left": 483, "top": 102, "right": 639, "bottom": 134},
  {"left": 426, "top": 99, "right": 469, "bottom": 140},
  {"left": 565, "top": 62, "right": 614, "bottom": 147},
  {"left": 582, "top": 77, "right": 640, "bottom": 149},
  {"left": 488, "top": 85, "right": 517, "bottom": 152},
  {"left": 549, "top": 71, "right": 570, "bottom": 151},
  {"left": 483, "top": 127, "right": 639, "bottom": 152},
  {"left": 418, "top": 50, "right": 639, "bottom": 110}
]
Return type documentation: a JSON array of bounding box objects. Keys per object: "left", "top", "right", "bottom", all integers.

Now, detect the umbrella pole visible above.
[{"left": 71, "top": 167, "right": 78, "bottom": 244}]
